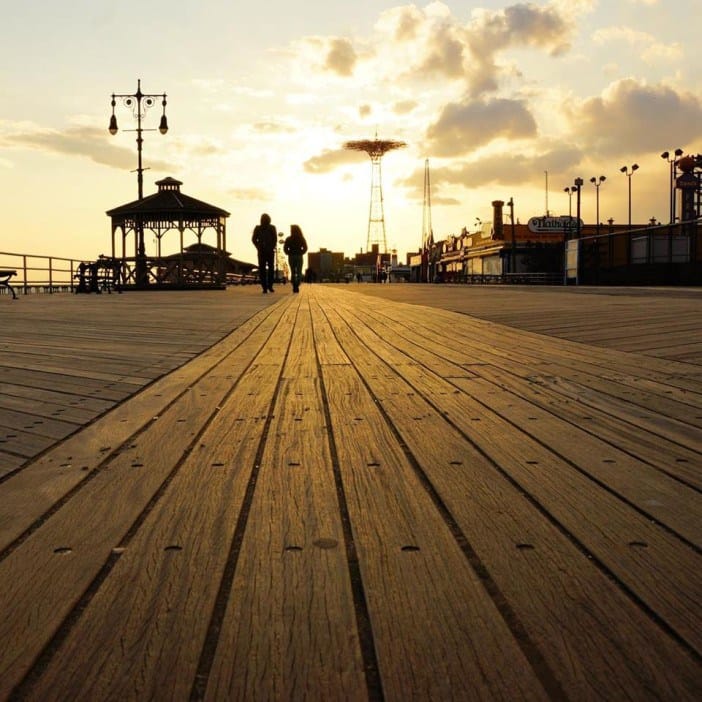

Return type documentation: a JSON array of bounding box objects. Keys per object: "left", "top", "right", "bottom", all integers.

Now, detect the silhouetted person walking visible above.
[
  {"left": 252, "top": 213, "right": 277, "bottom": 293},
  {"left": 283, "top": 224, "right": 308, "bottom": 293}
]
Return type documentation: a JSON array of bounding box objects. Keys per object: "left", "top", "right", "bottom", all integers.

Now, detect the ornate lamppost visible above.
[
  {"left": 660, "top": 149, "right": 683, "bottom": 223},
  {"left": 620, "top": 164, "right": 639, "bottom": 229},
  {"left": 109, "top": 80, "right": 168, "bottom": 286},
  {"left": 109, "top": 79, "right": 168, "bottom": 201},
  {"left": 589, "top": 175, "right": 606, "bottom": 235}
]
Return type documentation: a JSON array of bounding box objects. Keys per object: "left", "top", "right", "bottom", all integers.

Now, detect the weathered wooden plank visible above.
[
  {"left": 23, "top": 364, "right": 283, "bottom": 700},
  {"left": 0, "top": 379, "right": 226, "bottom": 696},
  {"left": 316, "top": 293, "right": 702, "bottom": 699},
  {"left": 326, "top": 302, "right": 702, "bottom": 657},
  {"left": 2, "top": 285, "right": 701, "bottom": 700},
  {"left": 0, "top": 301, "right": 288, "bottom": 552},
  {"left": 309, "top": 295, "right": 549, "bottom": 701},
  {"left": 447, "top": 375, "right": 702, "bottom": 547},
  {"left": 0, "top": 381, "right": 115, "bottom": 414},
  {"left": 0, "top": 426, "right": 55, "bottom": 459},
  {"left": 527, "top": 374, "right": 702, "bottom": 450},
  {"left": 388, "top": 299, "right": 702, "bottom": 398},
  {"left": 469, "top": 364, "right": 702, "bottom": 490},
  {"left": 343, "top": 285, "right": 702, "bottom": 364},
  {"left": 0, "top": 389, "right": 102, "bottom": 424},
  {"left": 0, "top": 451, "right": 25, "bottom": 476},
  {"left": 0, "top": 351, "right": 159, "bottom": 382},
  {"left": 340, "top": 285, "right": 702, "bottom": 382},
  {"left": 353, "top": 296, "right": 702, "bottom": 447},
  {"left": 204, "top": 298, "right": 367, "bottom": 701},
  {"left": 0, "top": 366, "right": 133, "bottom": 401},
  {"left": 0, "top": 407, "right": 80, "bottom": 440}
]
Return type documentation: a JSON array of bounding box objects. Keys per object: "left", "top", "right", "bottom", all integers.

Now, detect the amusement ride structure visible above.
[{"left": 344, "top": 135, "right": 406, "bottom": 253}]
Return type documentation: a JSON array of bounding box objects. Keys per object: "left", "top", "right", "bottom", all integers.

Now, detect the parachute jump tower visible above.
[{"left": 344, "top": 136, "right": 406, "bottom": 253}]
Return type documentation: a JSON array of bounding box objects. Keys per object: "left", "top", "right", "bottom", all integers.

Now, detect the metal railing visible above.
[
  {"left": 573, "top": 220, "right": 701, "bottom": 285},
  {"left": 443, "top": 272, "right": 563, "bottom": 285},
  {"left": 0, "top": 251, "right": 80, "bottom": 295}
]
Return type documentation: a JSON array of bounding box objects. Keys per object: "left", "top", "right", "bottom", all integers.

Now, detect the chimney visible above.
[{"left": 492, "top": 200, "right": 504, "bottom": 239}]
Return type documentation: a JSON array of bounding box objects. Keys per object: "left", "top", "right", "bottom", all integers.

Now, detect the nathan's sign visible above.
[{"left": 528, "top": 216, "right": 582, "bottom": 233}]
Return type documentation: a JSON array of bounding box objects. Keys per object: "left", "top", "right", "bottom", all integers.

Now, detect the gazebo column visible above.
[
  {"left": 219, "top": 221, "right": 226, "bottom": 285},
  {"left": 135, "top": 217, "right": 148, "bottom": 288},
  {"left": 179, "top": 223, "right": 185, "bottom": 287}
]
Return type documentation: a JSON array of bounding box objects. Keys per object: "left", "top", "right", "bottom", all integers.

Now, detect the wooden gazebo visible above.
[{"left": 106, "top": 177, "right": 230, "bottom": 289}]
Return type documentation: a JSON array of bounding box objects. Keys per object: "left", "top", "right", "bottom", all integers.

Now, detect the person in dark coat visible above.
[
  {"left": 252, "top": 213, "right": 277, "bottom": 293},
  {"left": 283, "top": 224, "right": 308, "bottom": 293}
]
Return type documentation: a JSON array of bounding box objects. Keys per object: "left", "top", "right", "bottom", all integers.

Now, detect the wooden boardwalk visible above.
[{"left": 1, "top": 284, "right": 701, "bottom": 700}]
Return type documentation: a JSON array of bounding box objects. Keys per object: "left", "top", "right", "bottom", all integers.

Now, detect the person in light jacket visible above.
[{"left": 283, "top": 224, "right": 308, "bottom": 293}]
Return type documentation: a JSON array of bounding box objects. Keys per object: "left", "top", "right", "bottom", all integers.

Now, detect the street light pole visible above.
[
  {"left": 574, "top": 177, "right": 583, "bottom": 239},
  {"left": 109, "top": 79, "right": 168, "bottom": 201},
  {"left": 109, "top": 80, "right": 168, "bottom": 287},
  {"left": 508, "top": 197, "right": 515, "bottom": 273},
  {"left": 563, "top": 187, "right": 574, "bottom": 217},
  {"left": 589, "top": 175, "right": 606, "bottom": 235},
  {"left": 620, "top": 164, "right": 639, "bottom": 229},
  {"left": 660, "top": 149, "right": 684, "bottom": 223}
]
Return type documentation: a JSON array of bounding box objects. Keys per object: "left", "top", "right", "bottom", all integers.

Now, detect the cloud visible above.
[
  {"left": 405, "top": 143, "right": 582, "bottom": 192},
  {"left": 294, "top": 36, "right": 359, "bottom": 78},
  {"left": 228, "top": 186, "right": 270, "bottom": 201},
  {"left": 503, "top": 3, "right": 572, "bottom": 53},
  {"left": 303, "top": 147, "right": 366, "bottom": 174},
  {"left": 288, "top": 2, "right": 580, "bottom": 99},
  {"left": 592, "top": 26, "right": 683, "bottom": 64},
  {"left": 400, "top": 142, "right": 582, "bottom": 202},
  {"left": 393, "top": 100, "right": 418, "bottom": 115},
  {"left": 397, "top": 160, "right": 463, "bottom": 205},
  {"left": 375, "top": 2, "right": 576, "bottom": 96},
  {"left": 0, "top": 125, "right": 176, "bottom": 171},
  {"left": 324, "top": 37, "right": 358, "bottom": 76},
  {"left": 569, "top": 79, "right": 702, "bottom": 156},
  {"left": 251, "top": 120, "right": 296, "bottom": 134},
  {"left": 375, "top": 4, "right": 425, "bottom": 42},
  {"left": 359, "top": 104, "right": 372, "bottom": 119},
  {"left": 416, "top": 23, "right": 466, "bottom": 79},
  {"left": 641, "top": 43, "right": 684, "bottom": 64},
  {"left": 425, "top": 98, "right": 538, "bottom": 156},
  {"left": 462, "top": 3, "right": 573, "bottom": 96}
]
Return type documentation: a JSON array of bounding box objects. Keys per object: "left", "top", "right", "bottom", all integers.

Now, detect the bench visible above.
[
  {"left": 74, "top": 258, "right": 122, "bottom": 294},
  {"left": 0, "top": 269, "right": 17, "bottom": 299}
]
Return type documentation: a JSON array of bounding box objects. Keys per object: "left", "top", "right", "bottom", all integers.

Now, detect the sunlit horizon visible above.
[{"left": 1, "top": 0, "right": 700, "bottom": 264}]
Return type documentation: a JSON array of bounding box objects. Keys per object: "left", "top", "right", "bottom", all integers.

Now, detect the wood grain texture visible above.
[
  {"left": 317, "top": 289, "right": 702, "bottom": 699},
  {"left": 205, "top": 298, "right": 367, "bottom": 701},
  {"left": 1, "top": 283, "right": 701, "bottom": 701}
]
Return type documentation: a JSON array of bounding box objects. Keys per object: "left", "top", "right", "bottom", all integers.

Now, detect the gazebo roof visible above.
[{"left": 106, "top": 177, "right": 230, "bottom": 218}]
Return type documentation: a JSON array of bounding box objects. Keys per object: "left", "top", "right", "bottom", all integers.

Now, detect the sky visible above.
[{"left": 1, "top": 0, "right": 701, "bottom": 264}]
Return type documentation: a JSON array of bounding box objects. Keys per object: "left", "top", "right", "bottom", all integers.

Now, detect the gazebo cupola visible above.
[{"left": 156, "top": 176, "right": 183, "bottom": 192}]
